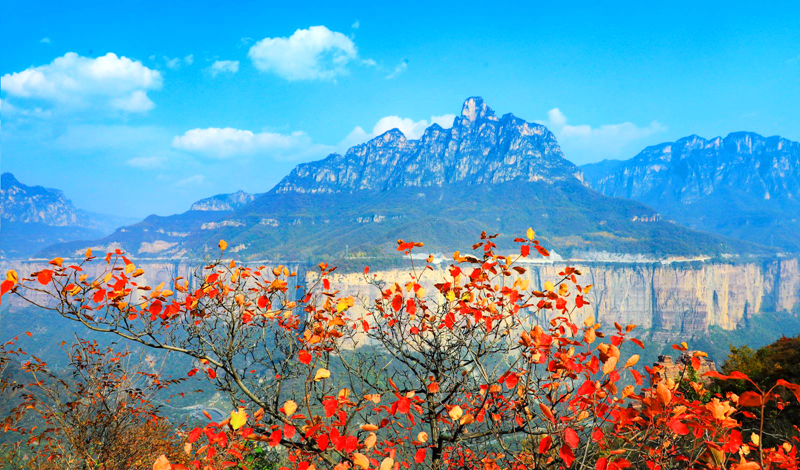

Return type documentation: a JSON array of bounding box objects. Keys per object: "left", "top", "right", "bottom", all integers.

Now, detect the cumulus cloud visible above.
[
  {"left": 541, "top": 108, "right": 667, "bottom": 163},
  {"left": 39, "top": 37, "right": 51, "bottom": 44},
  {"left": 248, "top": 26, "right": 358, "bottom": 80},
  {"left": 208, "top": 60, "right": 239, "bottom": 77},
  {"left": 342, "top": 114, "right": 456, "bottom": 148},
  {"left": 0, "top": 52, "right": 162, "bottom": 114},
  {"left": 173, "top": 127, "right": 332, "bottom": 160},
  {"left": 386, "top": 59, "right": 408, "bottom": 79}
]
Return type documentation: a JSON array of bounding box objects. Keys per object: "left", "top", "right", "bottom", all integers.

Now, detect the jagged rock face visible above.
[
  {"left": 190, "top": 190, "right": 257, "bottom": 211},
  {"left": 1, "top": 172, "right": 82, "bottom": 226},
  {"left": 587, "top": 132, "right": 800, "bottom": 204},
  {"left": 653, "top": 351, "right": 718, "bottom": 387},
  {"left": 274, "top": 97, "right": 582, "bottom": 194},
  {"left": 582, "top": 132, "right": 800, "bottom": 251}
]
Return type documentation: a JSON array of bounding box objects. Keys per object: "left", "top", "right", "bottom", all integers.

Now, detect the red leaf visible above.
[
  {"left": 414, "top": 448, "right": 426, "bottom": 463},
  {"left": 93, "top": 289, "right": 106, "bottom": 303},
  {"left": 1, "top": 280, "right": 14, "bottom": 297},
  {"left": 559, "top": 443, "right": 575, "bottom": 467},
  {"left": 268, "top": 430, "right": 282, "bottom": 446},
  {"left": 392, "top": 294, "right": 403, "bottom": 312},
  {"left": 396, "top": 397, "right": 411, "bottom": 415},
  {"left": 520, "top": 245, "right": 530, "bottom": 257},
  {"left": 207, "top": 368, "right": 217, "bottom": 379},
  {"left": 37, "top": 270, "right": 53, "bottom": 285},
  {"left": 505, "top": 372, "right": 519, "bottom": 389},
  {"left": 564, "top": 427, "right": 579, "bottom": 449},
  {"left": 668, "top": 419, "right": 690, "bottom": 435},
  {"left": 538, "top": 435, "right": 552, "bottom": 453},
  {"left": 299, "top": 350, "right": 312, "bottom": 365},
  {"left": 188, "top": 428, "right": 202, "bottom": 443},
  {"left": 738, "top": 391, "right": 763, "bottom": 407}
]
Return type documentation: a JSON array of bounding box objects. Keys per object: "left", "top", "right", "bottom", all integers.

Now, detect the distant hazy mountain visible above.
[
  {"left": 39, "top": 98, "right": 758, "bottom": 261},
  {"left": 581, "top": 132, "right": 800, "bottom": 251},
  {"left": 190, "top": 190, "right": 258, "bottom": 211},
  {"left": 1, "top": 173, "right": 138, "bottom": 258}
]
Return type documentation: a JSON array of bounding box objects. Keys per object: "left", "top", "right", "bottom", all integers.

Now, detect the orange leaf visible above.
[{"left": 153, "top": 455, "right": 171, "bottom": 470}]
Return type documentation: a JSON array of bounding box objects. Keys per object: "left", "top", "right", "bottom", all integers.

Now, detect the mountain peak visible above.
[
  {"left": 1, "top": 172, "right": 20, "bottom": 188},
  {"left": 460, "top": 96, "right": 495, "bottom": 122},
  {"left": 273, "top": 97, "right": 578, "bottom": 195}
]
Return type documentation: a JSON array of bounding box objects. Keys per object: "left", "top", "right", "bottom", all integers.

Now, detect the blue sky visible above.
[{"left": 2, "top": 0, "right": 799, "bottom": 218}]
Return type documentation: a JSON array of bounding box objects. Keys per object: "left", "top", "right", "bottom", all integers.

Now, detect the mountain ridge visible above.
[
  {"left": 581, "top": 131, "right": 800, "bottom": 251},
  {"left": 34, "top": 98, "right": 766, "bottom": 262}
]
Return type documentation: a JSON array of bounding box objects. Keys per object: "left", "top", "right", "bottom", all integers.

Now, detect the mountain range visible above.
[
  {"left": 32, "top": 97, "right": 758, "bottom": 262},
  {"left": 0, "top": 173, "right": 137, "bottom": 258},
  {"left": 581, "top": 132, "right": 800, "bottom": 252}
]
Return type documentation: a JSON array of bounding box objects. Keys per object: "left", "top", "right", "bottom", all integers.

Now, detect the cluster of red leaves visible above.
[{"left": 2, "top": 233, "right": 799, "bottom": 470}]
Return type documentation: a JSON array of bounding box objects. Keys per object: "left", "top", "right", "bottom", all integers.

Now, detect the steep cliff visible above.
[{"left": 582, "top": 132, "right": 800, "bottom": 251}]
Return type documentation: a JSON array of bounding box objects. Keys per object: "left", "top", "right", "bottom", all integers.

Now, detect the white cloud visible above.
[
  {"left": 184, "top": 54, "right": 194, "bottom": 66},
  {"left": 0, "top": 52, "right": 162, "bottom": 114},
  {"left": 39, "top": 37, "right": 51, "bottom": 44},
  {"left": 342, "top": 114, "right": 456, "bottom": 148},
  {"left": 173, "top": 127, "right": 332, "bottom": 160},
  {"left": 164, "top": 56, "right": 181, "bottom": 70},
  {"left": 208, "top": 60, "right": 239, "bottom": 77},
  {"left": 248, "top": 26, "right": 358, "bottom": 81},
  {"left": 176, "top": 174, "right": 205, "bottom": 186},
  {"left": 541, "top": 108, "right": 667, "bottom": 163},
  {"left": 126, "top": 156, "right": 164, "bottom": 169},
  {"left": 111, "top": 90, "right": 155, "bottom": 112},
  {"left": 351, "top": 20, "right": 360, "bottom": 29},
  {"left": 386, "top": 59, "right": 408, "bottom": 79}
]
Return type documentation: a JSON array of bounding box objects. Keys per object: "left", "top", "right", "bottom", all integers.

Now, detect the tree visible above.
[
  {"left": 1, "top": 232, "right": 798, "bottom": 470},
  {"left": 0, "top": 336, "right": 186, "bottom": 469}
]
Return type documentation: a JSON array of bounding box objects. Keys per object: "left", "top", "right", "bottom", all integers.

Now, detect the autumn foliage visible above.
[{"left": 1, "top": 231, "right": 799, "bottom": 470}]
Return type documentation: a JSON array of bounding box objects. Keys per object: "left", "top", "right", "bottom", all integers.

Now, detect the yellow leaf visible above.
[
  {"left": 583, "top": 284, "right": 593, "bottom": 294},
  {"left": 353, "top": 453, "right": 370, "bottom": 469},
  {"left": 602, "top": 356, "right": 618, "bottom": 375},
  {"left": 219, "top": 239, "right": 228, "bottom": 251},
  {"left": 230, "top": 408, "right": 247, "bottom": 430},
  {"left": 364, "top": 432, "right": 377, "bottom": 449},
  {"left": 624, "top": 355, "right": 640, "bottom": 368},
  {"left": 125, "top": 263, "right": 135, "bottom": 274},
  {"left": 6, "top": 270, "right": 18, "bottom": 284},
  {"left": 448, "top": 405, "right": 463, "bottom": 421},
  {"left": 558, "top": 283, "right": 568, "bottom": 296},
  {"left": 446, "top": 290, "right": 456, "bottom": 302},
  {"left": 379, "top": 457, "right": 395, "bottom": 470},
  {"left": 85, "top": 248, "right": 93, "bottom": 258},
  {"left": 417, "top": 431, "right": 429, "bottom": 443},
  {"left": 283, "top": 400, "right": 297, "bottom": 416},
  {"left": 750, "top": 433, "right": 760, "bottom": 446},
  {"left": 314, "top": 368, "right": 331, "bottom": 381},
  {"left": 526, "top": 227, "right": 536, "bottom": 241},
  {"left": 459, "top": 413, "right": 475, "bottom": 425},
  {"left": 50, "top": 257, "right": 63, "bottom": 267},
  {"left": 583, "top": 316, "right": 595, "bottom": 327},
  {"left": 153, "top": 454, "right": 171, "bottom": 470},
  {"left": 184, "top": 442, "right": 192, "bottom": 455},
  {"left": 416, "top": 287, "right": 425, "bottom": 298},
  {"left": 544, "top": 281, "right": 554, "bottom": 292}
]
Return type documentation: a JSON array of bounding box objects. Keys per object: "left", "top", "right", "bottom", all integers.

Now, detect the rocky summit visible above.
[
  {"left": 275, "top": 97, "right": 581, "bottom": 194},
  {"left": 582, "top": 132, "right": 800, "bottom": 251},
  {"left": 36, "top": 98, "right": 758, "bottom": 261}
]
